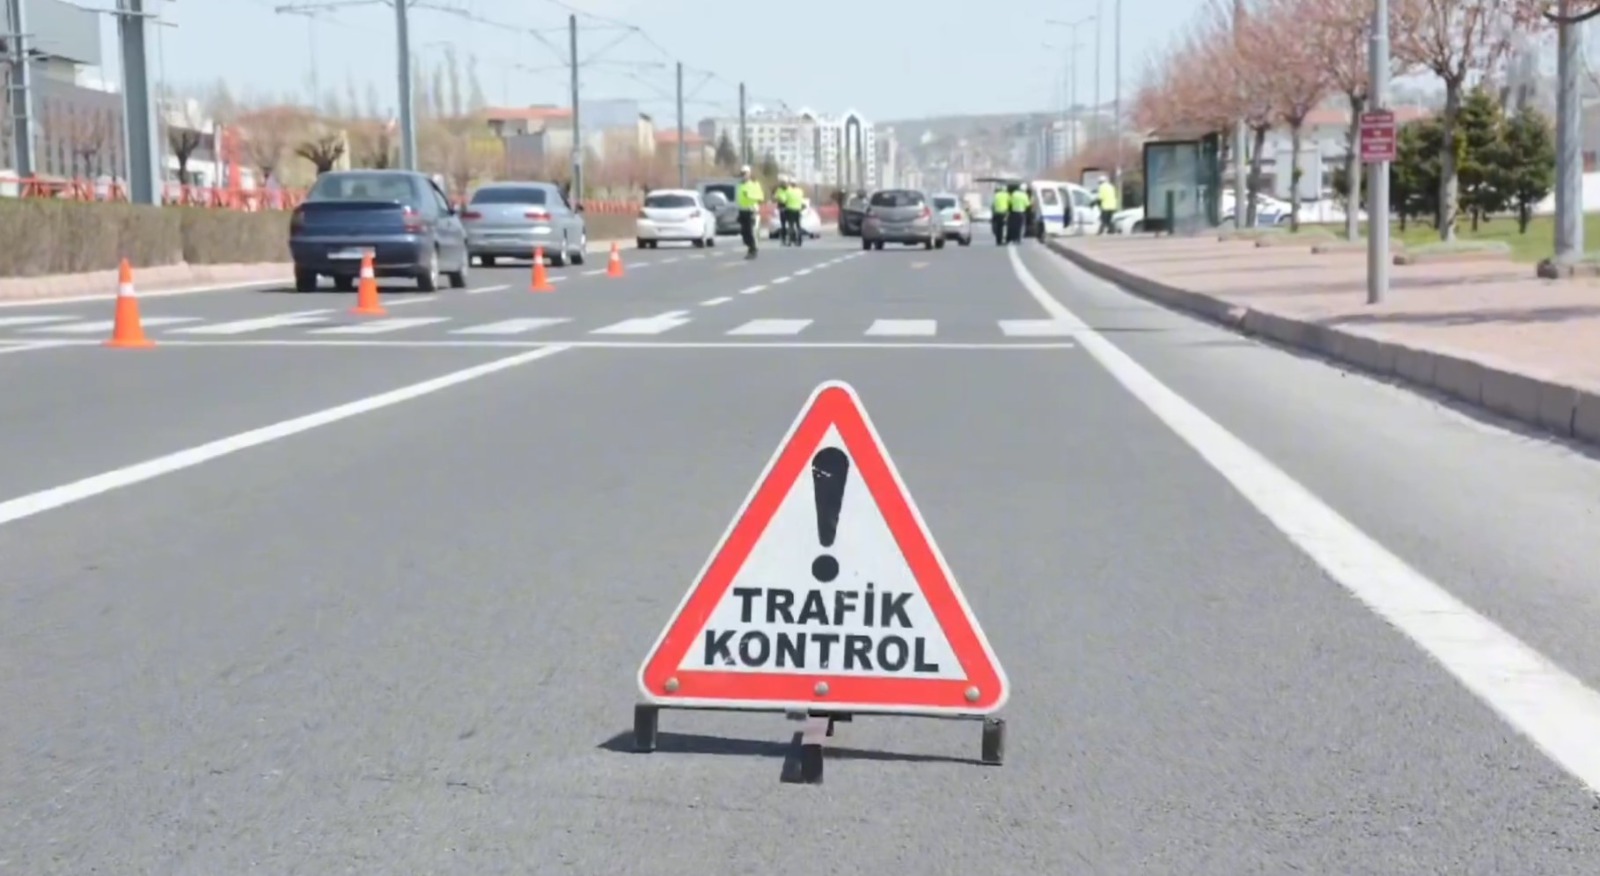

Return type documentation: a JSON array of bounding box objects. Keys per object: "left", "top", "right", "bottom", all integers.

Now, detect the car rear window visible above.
[
  {"left": 308, "top": 173, "right": 416, "bottom": 203},
  {"left": 471, "top": 186, "right": 548, "bottom": 205},
  {"left": 646, "top": 193, "right": 697, "bottom": 208},
  {"left": 870, "top": 190, "right": 923, "bottom": 207},
  {"left": 932, "top": 196, "right": 958, "bottom": 210}
]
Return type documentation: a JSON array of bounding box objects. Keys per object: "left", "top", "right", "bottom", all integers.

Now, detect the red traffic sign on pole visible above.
[{"left": 1360, "top": 110, "right": 1397, "bottom": 163}]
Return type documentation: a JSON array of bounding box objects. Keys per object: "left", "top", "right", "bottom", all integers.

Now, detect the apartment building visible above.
[
  {"left": 0, "top": 0, "right": 119, "bottom": 180},
  {"left": 697, "top": 106, "right": 878, "bottom": 190}
]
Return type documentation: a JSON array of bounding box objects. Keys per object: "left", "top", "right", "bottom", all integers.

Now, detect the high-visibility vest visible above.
[
  {"left": 992, "top": 191, "right": 1010, "bottom": 213},
  {"left": 1011, "top": 190, "right": 1031, "bottom": 211},
  {"left": 784, "top": 187, "right": 802, "bottom": 209},
  {"left": 737, "top": 180, "right": 764, "bottom": 209},
  {"left": 1097, "top": 182, "right": 1119, "bottom": 211}
]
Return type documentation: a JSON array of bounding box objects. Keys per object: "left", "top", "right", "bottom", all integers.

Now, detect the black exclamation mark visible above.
[{"left": 810, "top": 447, "right": 850, "bottom": 582}]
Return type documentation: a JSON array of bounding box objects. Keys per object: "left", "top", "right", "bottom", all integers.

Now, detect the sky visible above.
[{"left": 83, "top": 0, "right": 1193, "bottom": 126}]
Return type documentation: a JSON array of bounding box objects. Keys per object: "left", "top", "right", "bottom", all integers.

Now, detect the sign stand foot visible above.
[
  {"left": 980, "top": 717, "right": 1005, "bottom": 765},
  {"left": 632, "top": 704, "right": 659, "bottom": 753},
  {"left": 797, "top": 713, "right": 832, "bottom": 784}
]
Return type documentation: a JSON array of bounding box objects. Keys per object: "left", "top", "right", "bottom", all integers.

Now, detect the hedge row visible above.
[{"left": 0, "top": 198, "right": 642, "bottom": 278}]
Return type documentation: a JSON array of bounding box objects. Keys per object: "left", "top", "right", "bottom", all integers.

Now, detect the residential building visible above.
[
  {"left": 0, "top": 0, "right": 117, "bottom": 181},
  {"left": 697, "top": 106, "right": 878, "bottom": 190},
  {"left": 654, "top": 129, "right": 713, "bottom": 172}
]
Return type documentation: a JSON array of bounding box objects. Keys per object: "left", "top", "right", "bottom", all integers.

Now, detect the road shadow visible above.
[{"left": 596, "top": 728, "right": 985, "bottom": 783}]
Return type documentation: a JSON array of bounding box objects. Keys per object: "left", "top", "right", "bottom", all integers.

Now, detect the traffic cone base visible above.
[
  {"left": 105, "top": 259, "right": 154, "bottom": 348},
  {"left": 531, "top": 246, "right": 554, "bottom": 292},
  {"left": 606, "top": 242, "right": 624, "bottom": 277},
  {"left": 351, "top": 251, "right": 386, "bottom": 315}
]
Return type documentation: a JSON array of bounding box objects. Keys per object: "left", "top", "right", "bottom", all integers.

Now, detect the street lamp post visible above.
[{"left": 1046, "top": 15, "right": 1095, "bottom": 159}]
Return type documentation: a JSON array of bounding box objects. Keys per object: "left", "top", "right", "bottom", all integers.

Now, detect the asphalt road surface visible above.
[{"left": 5, "top": 232, "right": 1600, "bottom": 873}]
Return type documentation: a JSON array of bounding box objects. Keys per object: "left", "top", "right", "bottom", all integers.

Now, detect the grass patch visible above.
[{"left": 1308, "top": 212, "right": 1600, "bottom": 263}]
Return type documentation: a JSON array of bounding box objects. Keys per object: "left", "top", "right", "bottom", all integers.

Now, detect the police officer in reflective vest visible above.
[
  {"left": 779, "top": 178, "right": 802, "bottom": 246},
  {"left": 1006, "top": 183, "right": 1030, "bottom": 244},
  {"left": 1096, "top": 177, "right": 1119, "bottom": 234},
  {"left": 736, "top": 166, "right": 764, "bottom": 258},
  {"left": 990, "top": 185, "right": 1010, "bottom": 246}
]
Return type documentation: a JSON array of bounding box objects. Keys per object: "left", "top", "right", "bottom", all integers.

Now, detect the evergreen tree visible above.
[
  {"left": 1456, "top": 87, "right": 1506, "bottom": 229},
  {"left": 758, "top": 151, "right": 780, "bottom": 185},
  {"left": 714, "top": 132, "right": 738, "bottom": 169},
  {"left": 1392, "top": 119, "right": 1442, "bottom": 230},
  {"left": 1499, "top": 105, "right": 1556, "bottom": 233}
]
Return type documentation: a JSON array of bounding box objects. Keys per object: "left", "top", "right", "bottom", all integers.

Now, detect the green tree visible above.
[
  {"left": 713, "top": 132, "right": 738, "bottom": 169},
  {"left": 758, "top": 151, "right": 780, "bottom": 186},
  {"left": 1498, "top": 105, "right": 1556, "bottom": 233},
  {"left": 1392, "top": 119, "right": 1442, "bottom": 231},
  {"left": 1456, "top": 87, "right": 1506, "bottom": 230}
]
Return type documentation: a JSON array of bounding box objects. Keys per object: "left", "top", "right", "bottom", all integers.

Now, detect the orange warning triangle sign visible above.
[{"left": 637, "top": 380, "right": 1008, "bottom": 716}]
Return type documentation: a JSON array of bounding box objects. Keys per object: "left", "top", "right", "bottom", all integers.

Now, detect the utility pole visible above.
[
  {"left": 569, "top": 13, "right": 583, "bottom": 201},
  {"left": 277, "top": 7, "right": 321, "bottom": 103},
  {"left": 1553, "top": 0, "right": 1583, "bottom": 264},
  {"left": 675, "top": 61, "right": 686, "bottom": 188},
  {"left": 1113, "top": 0, "right": 1121, "bottom": 186},
  {"left": 1093, "top": 0, "right": 1102, "bottom": 143},
  {"left": 738, "top": 81, "right": 749, "bottom": 166},
  {"left": 394, "top": 0, "right": 416, "bottom": 169},
  {"left": 4, "top": 0, "right": 36, "bottom": 179},
  {"left": 1068, "top": 41, "right": 1079, "bottom": 157},
  {"left": 113, "top": 0, "right": 161, "bottom": 205},
  {"left": 1232, "top": 0, "right": 1247, "bottom": 229},
  {"left": 1365, "top": 0, "right": 1390, "bottom": 303}
]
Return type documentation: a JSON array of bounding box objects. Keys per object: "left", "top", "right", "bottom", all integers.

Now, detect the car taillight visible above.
[
  {"left": 525, "top": 209, "right": 550, "bottom": 220},
  {"left": 290, "top": 207, "right": 305, "bottom": 230},
  {"left": 402, "top": 205, "right": 424, "bottom": 232},
  {"left": 952, "top": 211, "right": 962, "bottom": 220},
  {"left": 461, "top": 210, "right": 482, "bottom": 220}
]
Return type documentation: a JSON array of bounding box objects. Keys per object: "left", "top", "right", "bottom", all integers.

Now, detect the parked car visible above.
[
  {"left": 695, "top": 178, "right": 742, "bottom": 235},
  {"left": 461, "top": 180, "right": 587, "bottom": 267},
  {"left": 930, "top": 192, "right": 972, "bottom": 246},
  {"left": 289, "top": 169, "right": 469, "bottom": 292},
  {"left": 764, "top": 201, "right": 824, "bottom": 239},
  {"left": 839, "top": 192, "right": 868, "bottom": 236},
  {"left": 637, "top": 188, "right": 716, "bottom": 248},
  {"left": 860, "top": 188, "right": 941, "bottom": 251}
]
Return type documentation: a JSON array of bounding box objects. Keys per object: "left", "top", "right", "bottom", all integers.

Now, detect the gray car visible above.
[
  {"left": 696, "top": 178, "right": 742, "bottom": 235},
  {"left": 462, "top": 180, "right": 587, "bottom": 267},
  {"left": 860, "top": 188, "right": 942, "bottom": 251},
  {"left": 931, "top": 192, "right": 972, "bottom": 246}
]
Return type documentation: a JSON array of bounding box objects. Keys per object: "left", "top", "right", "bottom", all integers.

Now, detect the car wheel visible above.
[
  {"left": 571, "top": 234, "right": 587, "bottom": 265},
  {"left": 333, "top": 275, "right": 355, "bottom": 292},
  {"left": 294, "top": 269, "right": 318, "bottom": 292},
  {"left": 707, "top": 235, "right": 716, "bottom": 247},
  {"left": 935, "top": 238, "right": 946, "bottom": 249},
  {"left": 693, "top": 238, "right": 706, "bottom": 248},
  {"left": 874, "top": 241, "right": 885, "bottom": 250},
  {"left": 416, "top": 248, "right": 440, "bottom": 292},
  {"left": 481, "top": 255, "right": 497, "bottom": 267},
  {"left": 959, "top": 236, "right": 971, "bottom": 246},
  {"left": 923, "top": 238, "right": 934, "bottom": 250},
  {"left": 862, "top": 238, "right": 872, "bottom": 251},
  {"left": 551, "top": 241, "right": 570, "bottom": 267},
  {"left": 636, "top": 238, "right": 647, "bottom": 249}
]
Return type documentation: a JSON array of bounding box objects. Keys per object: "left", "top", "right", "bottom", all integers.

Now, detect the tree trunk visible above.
[
  {"left": 1247, "top": 125, "right": 1268, "bottom": 227},
  {"left": 1288, "top": 122, "right": 1305, "bottom": 232},
  {"left": 1437, "top": 80, "right": 1463, "bottom": 242},
  {"left": 1344, "top": 93, "right": 1364, "bottom": 241},
  {"left": 1518, "top": 203, "right": 1531, "bottom": 232}
]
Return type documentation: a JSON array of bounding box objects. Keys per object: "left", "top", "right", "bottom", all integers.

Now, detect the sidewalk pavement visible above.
[
  {"left": 0, "top": 235, "right": 651, "bottom": 304},
  {"left": 1047, "top": 234, "right": 1600, "bottom": 446}
]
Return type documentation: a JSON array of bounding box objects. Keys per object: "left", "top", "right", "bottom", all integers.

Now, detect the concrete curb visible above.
[{"left": 1045, "top": 239, "right": 1600, "bottom": 447}]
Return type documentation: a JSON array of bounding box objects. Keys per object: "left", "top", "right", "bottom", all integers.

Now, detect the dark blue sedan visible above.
[{"left": 289, "top": 170, "right": 470, "bottom": 292}]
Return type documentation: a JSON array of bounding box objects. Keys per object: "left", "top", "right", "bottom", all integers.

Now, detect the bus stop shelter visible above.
[{"left": 1141, "top": 128, "right": 1222, "bottom": 234}]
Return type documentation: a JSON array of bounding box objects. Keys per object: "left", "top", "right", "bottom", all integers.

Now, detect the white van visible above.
[{"left": 1029, "top": 179, "right": 1097, "bottom": 236}]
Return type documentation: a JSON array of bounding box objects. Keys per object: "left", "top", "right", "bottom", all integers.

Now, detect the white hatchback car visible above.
[{"left": 636, "top": 189, "right": 716, "bottom": 248}]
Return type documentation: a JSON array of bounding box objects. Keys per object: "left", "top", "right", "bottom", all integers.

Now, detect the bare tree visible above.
[
  {"left": 1249, "top": 0, "right": 1331, "bottom": 230},
  {"left": 1394, "top": 0, "right": 1524, "bottom": 241},
  {"left": 236, "top": 105, "right": 309, "bottom": 183}
]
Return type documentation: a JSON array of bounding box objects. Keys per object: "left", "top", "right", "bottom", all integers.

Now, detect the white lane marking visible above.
[
  {"left": 739, "top": 284, "right": 767, "bottom": 295},
  {"left": 0, "top": 340, "right": 74, "bottom": 355},
  {"left": 26, "top": 316, "right": 201, "bottom": 333},
  {"left": 700, "top": 296, "right": 732, "bottom": 307},
  {"left": 1009, "top": 244, "right": 1600, "bottom": 794},
  {"left": 451, "top": 317, "right": 571, "bottom": 335},
  {"left": 771, "top": 276, "right": 791, "bottom": 285},
  {"left": 727, "top": 318, "right": 811, "bottom": 336},
  {"left": 465, "top": 283, "right": 511, "bottom": 295},
  {"left": 864, "top": 319, "right": 937, "bottom": 337},
  {"left": 308, "top": 316, "right": 450, "bottom": 335},
  {"left": 999, "top": 319, "right": 1076, "bottom": 337},
  {"left": 0, "top": 315, "right": 76, "bottom": 327},
  {"left": 0, "top": 346, "right": 569, "bottom": 529},
  {"left": 143, "top": 339, "right": 1073, "bottom": 350},
  {"left": 170, "top": 310, "right": 333, "bottom": 335},
  {"left": 582, "top": 269, "right": 604, "bottom": 276},
  {"left": 661, "top": 257, "right": 680, "bottom": 264},
  {"left": 0, "top": 278, "right": 281, "bottom": 309},
  {"left": 795, "top": 268, "right": 813, "bottom": 276},
  {"left": 590, "top": 310, "right": 692, "bottom": 335}
]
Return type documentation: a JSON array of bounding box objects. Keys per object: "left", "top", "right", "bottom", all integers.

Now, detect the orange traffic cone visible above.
[
  {"left": 606, "top": 241, "right": 624, "bottom": 277},
  {"left": 530, "top": 246, "right": 554, "bottom": 292},
  {"left": 350, "top": 251, "right": 385, "bottom": 316},
  {"left": 104, "top": 259, "right": 153, "bottom": 349}
]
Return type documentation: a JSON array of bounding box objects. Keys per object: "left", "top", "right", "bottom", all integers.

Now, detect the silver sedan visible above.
[
  {"left": 931, "top": 192, "right": 972, "bottom": 246},
  {"left": 462, "top": 180, "right": 588, "bottom": 267}
]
